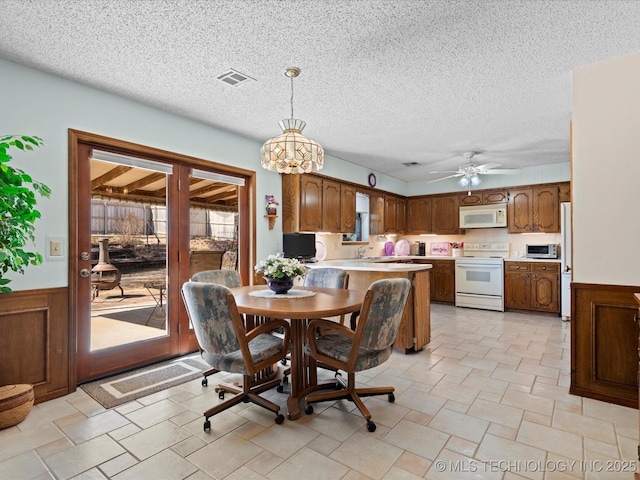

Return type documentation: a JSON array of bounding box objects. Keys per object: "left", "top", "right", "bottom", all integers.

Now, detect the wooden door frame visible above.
[{"left": 68, "top": 129, "right": 256, "bottom": 386}]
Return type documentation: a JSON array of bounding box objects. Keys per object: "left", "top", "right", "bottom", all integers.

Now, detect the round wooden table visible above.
[{"left": 231, "top": 285, "right": 365, "bottom": 419}]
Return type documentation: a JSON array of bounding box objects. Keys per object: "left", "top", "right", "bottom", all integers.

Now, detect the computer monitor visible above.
[{"left": 282, "top": 233, "right": 316, "bottom": 261}]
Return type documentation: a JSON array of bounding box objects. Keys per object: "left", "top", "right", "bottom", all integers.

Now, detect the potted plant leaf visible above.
[{"left": 0, "top": 135, "right": 51, "bottom": 293}]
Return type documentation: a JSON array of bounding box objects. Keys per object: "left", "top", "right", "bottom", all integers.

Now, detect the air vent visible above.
[
  {"left": 217, "top": 69, "right": 255, "bottom": 87},
  {"left": 402, "top": 161, "right": 422, "bottom": 167}
]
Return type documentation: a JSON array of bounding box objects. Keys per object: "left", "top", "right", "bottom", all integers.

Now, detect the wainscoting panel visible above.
[
  {"left": 571, "top": 282, "right": 639, "bottom": 408},
  {"left": 0, "top": 287, "right": 70, "bottom": 404}
]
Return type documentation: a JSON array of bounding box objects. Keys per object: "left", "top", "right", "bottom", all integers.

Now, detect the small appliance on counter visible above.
[
  {"left": 411, "top": 241, "right": 426, "bottom": 256},
  {"left": 525, "top": 244, "right": 559, "bottom": 259}
]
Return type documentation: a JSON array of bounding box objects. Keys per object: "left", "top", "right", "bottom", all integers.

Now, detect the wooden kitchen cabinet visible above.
[
  {"left": 369, "top": 191, "right": 385, "bottom": 235},
  {"left": 384, "top": 195, "right": 406, "bottom": 233},
  {"left": 384, "top": 195, "right": 397, "bottom": 233},
  {"left": 508, "top": 185, "right": 560, "bottom": 233},
  {"left": 504, "top": 261, "right": 560, "bottom": 313},
  {"left": 432, "top": 194, "right": 462, "bottom": 234},
  {"left": 406, "top": 197, "right": 432, "bottom": 233},
  {"left": 322, "top": 179, "right": 341, "bottom": 232},
  {"left": 428, "top": 259, "right": 455, "bottom": 304},
  {"left": 340, "top": 184, "right": 356, "bottom": 233},
  {"left": 396, "top": 197, "right": 406, "bottom": 233},
  {"left": 282, "top": 174, "right": 357, "bottom": 233},
  {"left": 460, "top": 189, "right": 508, "bottom": 206}
]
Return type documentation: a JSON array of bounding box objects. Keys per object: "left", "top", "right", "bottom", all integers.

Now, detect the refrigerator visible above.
[{"left": 560, "top": 202, "right": 572, "bottom": 320}]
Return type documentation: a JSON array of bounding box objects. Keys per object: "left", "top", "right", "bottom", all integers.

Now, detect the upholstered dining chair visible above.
[
  {"left": 303, "top": 268, "right": 349, "bottom": 325},
  {"left": 190, "top": 269, "right": 242, "bottom": 387},
  {"left": 303, "top": 277, "right": 410, "bottom": 432},
  {"left": 181, "top": 281, "right": 290, "bottom": 431},
  {"left": 279, "top": 267, "right": 350, "bottom": 385}
]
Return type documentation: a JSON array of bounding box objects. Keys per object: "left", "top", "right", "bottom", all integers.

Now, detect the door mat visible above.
[{"left": 80, "top": 354, "right": 209, "bottom": 409}]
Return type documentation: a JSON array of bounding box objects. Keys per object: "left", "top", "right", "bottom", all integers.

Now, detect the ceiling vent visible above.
[
  {"left": 217, "top": 69, "right": 255, "bottom": 87},
  {"left": 402, "top": 161, "right": 422, "bottom": 167}
]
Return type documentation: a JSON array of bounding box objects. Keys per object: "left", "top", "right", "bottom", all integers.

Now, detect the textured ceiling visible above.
[{"left": 1, "top": 0, "right": 640, "bottom": 182}]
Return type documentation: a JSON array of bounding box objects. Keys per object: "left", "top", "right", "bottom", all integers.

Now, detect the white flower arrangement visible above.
[{"left": 254, "top": 254, "right": 307, "bottom": 279}]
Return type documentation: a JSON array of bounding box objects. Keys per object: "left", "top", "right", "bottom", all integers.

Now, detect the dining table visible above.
[{"left": 230, "top": 285, "right": 366, "bottom": 420}]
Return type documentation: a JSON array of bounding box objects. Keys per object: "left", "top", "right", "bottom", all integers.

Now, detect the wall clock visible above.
[{"left": 368, "top": 173, "right": 377, "bottom": 188}]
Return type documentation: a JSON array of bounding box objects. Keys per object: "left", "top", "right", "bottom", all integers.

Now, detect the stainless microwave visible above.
[{"left": 525, "top": 244, "right": 559, "bottom": 259}]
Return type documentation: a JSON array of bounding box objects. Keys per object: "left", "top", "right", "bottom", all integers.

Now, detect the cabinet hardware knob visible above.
[{"left": 634, "top": 314, "right": 639, "bottom": 323}]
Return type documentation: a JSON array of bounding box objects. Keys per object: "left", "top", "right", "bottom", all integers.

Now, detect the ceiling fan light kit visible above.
[{"left": 260, "top": 67, "right": 324, "bottom": 174}]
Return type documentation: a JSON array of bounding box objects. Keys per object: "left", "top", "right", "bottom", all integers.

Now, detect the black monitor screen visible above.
[{"left": 283, "top": 233, "right": 316, "bottom": 260}]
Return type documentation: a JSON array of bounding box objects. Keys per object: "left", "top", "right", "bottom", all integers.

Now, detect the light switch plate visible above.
[{"left": 45, "top": 235, "right": 66, "bottom": 261}]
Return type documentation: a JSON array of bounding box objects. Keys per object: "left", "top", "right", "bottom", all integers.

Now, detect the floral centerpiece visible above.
[
  {"left": 265, "top": 194, "right": 279, "bottom": 215},
  {"left": 254, "top": 254, "right": 307, "bottom": 294}
]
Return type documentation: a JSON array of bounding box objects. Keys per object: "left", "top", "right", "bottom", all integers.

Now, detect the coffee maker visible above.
[{"left": 416, "top": 242, "right": 426, "bottom": 256}]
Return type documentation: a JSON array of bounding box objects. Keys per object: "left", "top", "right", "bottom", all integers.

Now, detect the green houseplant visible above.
[{"left": 0, "top": 135, "right": 51, "bottom": 293}]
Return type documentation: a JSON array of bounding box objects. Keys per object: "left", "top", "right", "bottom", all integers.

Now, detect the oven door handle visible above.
[{"left": 456, "top": 263, "right": 503, "bottom": 269}]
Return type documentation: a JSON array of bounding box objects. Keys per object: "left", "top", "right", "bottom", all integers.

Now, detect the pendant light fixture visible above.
[{"left": 260, "top": 67, "right": 324, "bottom": 174}]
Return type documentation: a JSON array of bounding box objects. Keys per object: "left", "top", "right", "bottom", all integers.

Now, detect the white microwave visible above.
[{"left": 459, "top": 203, "right": 507, "bottom": 229}]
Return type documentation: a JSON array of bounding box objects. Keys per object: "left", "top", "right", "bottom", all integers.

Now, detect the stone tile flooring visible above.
[{"left": 1, "top": 305, "right": 638, "bottom": 479}]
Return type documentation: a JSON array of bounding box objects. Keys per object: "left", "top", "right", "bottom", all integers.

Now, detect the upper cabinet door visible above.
[
  {"left": 432, "top": 194, "right": 461, "bottom": 234},
  {"left": 299, "top": 175, "right": 323, "bottom": 231},
  {"left": 340, "top": 184, "right": 356, "bottom": 233},
  {"left": 322, "top": 179, "right": 341, "bottom": 232},
  {"left": 532, "top": 186, "right": 559, "bottom": 232},
  {"left": 406, "top": 197, "right": 432, "bottom": 233},
  {"left": 508, "top": 188, "right": 533, "bottom": 233}
]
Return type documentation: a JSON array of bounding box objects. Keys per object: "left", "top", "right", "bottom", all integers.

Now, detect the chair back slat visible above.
[{"left": 359, "top": 278, "right": 410, "bottom": 351}]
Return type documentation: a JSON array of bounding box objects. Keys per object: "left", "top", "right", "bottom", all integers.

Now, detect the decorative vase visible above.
[
  {"left": 452, "top": 248, "right": 462, "bottom": 257},
  {"left": 266, "top": 277, "right": 294, "bottom": 294}
]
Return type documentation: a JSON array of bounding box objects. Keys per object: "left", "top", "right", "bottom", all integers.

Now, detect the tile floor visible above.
[{"left": 1, "top": 305, "right": 638, "bottom": 480}]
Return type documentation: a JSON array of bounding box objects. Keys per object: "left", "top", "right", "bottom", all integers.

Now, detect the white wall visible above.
[
  {"left": 0, "top": 58, "right": 399, "bottom": 290},
  {"left": 572, "top": 52, "right": 640, "bottom": 286}
]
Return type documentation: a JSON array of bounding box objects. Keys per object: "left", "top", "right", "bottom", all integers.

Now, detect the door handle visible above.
[
  {"left": 80, "top": 251, "right": 90, "bottom": 261},
  {"left": 80, "top": 269, "right": 91, "bottom": 278}
]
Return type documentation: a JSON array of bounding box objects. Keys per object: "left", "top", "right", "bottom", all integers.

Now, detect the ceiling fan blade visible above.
[
  {"left": 481, "top": 168, "right": 521, "bottom": 174},
  {"left": 426, "top": 173, "right": 463, "bottom": 183},
  {"left": 475, "top": 162, "right": 502, "bottom": 171},
  {"left": 428, "top": 170, "right": 460, "bottom": 174}
]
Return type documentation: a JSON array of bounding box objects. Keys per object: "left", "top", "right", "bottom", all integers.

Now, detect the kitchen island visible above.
[{"left": 308, "top": 259, "right": 432, "bottom": 352}]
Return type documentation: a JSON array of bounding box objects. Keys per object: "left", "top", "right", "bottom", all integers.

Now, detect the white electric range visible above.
[{"left": 455, "top": 242, "right": 509, "bottom": 312}]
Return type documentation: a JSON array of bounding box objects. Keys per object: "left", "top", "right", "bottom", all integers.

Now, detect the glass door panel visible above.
[{"left": 89, "top": 158, "right": 169, "bottom": 351}]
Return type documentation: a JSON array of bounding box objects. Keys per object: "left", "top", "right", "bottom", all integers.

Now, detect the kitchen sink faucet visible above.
[{"left": 357, "top": 246, "right": 373, "bottom": 258}]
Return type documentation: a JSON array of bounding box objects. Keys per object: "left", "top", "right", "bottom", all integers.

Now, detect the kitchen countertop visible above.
[{"left": 309, "top": 257, "right": 433, "bottom": 272}]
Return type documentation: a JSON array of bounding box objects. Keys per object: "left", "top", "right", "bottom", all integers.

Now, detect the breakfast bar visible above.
[{"left": 307, "top": 259, "right": 432, "bottom": 352}]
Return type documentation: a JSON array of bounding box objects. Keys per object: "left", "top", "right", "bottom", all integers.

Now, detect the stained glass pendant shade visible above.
[{"left": 260, "top": 67, "right": 324, "bottom": 174}]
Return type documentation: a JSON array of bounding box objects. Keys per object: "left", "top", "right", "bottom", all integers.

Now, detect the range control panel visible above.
[{"left": 462, "top": 243, "right": 510, "bottom": 258}]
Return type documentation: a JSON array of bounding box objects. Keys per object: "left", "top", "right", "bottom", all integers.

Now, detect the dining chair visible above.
[
  {"left": 303, "top": 268, "right": 350, "bottom": 325},
  {"left": 303, "top": 277, "right": 410, "bottom": 432},
  {"left": 280, "top": 268, "right": 350, "bottom": 385},
  {"left": 181, "top": 281, "right": 290, "bottom": 431},
  {"left": 190, "top": 269, "right": 242, "bottom": 387}
]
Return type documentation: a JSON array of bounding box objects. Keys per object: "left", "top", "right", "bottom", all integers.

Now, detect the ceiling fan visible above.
[{"left": 427, "top": 151, "right": 521, "bottom": 195}]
